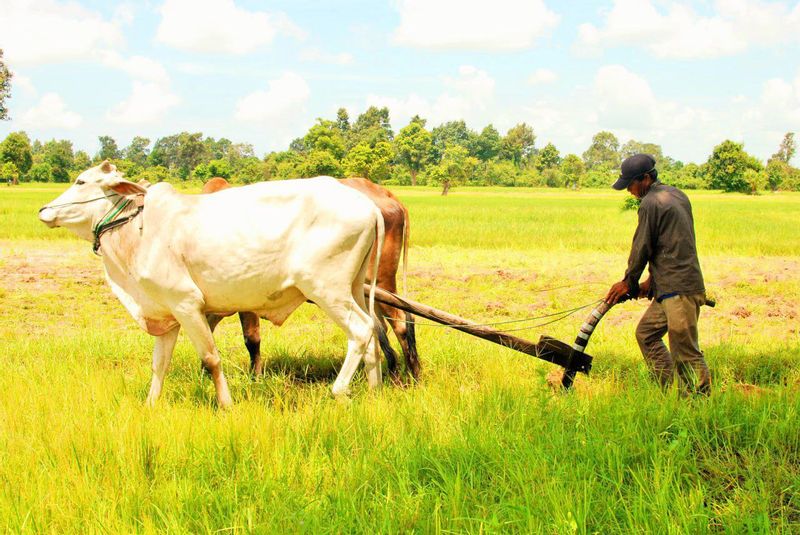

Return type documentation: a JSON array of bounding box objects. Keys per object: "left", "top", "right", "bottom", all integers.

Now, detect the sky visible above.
[{"left": 1, "top": 0, "right": 799, "bottom": 164}]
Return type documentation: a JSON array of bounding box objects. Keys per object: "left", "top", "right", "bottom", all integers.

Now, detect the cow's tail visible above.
[
  {"left": 368, "top": 206, "right": 384, "bottom": 325},
  {"left": 402, "top": 204, "right": 409, "bottom": 298}
]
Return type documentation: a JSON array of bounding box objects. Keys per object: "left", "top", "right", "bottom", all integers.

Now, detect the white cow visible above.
[{"left": 38, "top": 161, "right": 384, "bottom": 408}]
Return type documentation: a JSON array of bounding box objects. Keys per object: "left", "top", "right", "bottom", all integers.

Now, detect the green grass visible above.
[{"left": 1, "top": 183, "right": 799, "bottom": 532}]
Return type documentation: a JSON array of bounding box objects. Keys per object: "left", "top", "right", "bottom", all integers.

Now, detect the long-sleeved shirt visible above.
[{"left": 623, "top": 182, "right": 705, "bottom": 300}]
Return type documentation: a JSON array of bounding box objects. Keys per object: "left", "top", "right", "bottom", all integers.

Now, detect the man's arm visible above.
[{"left": 606, "top": 205, "right": 656, "bottom": 304}]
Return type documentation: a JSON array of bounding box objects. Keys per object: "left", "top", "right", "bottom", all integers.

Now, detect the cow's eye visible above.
[{"left": 76, "top": 180, "right": 85, "bottom": 185}]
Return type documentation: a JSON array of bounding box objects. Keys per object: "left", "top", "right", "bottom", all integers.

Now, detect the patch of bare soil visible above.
[{"left": 0, "top": 243, "right": 101, "bottom": 294}]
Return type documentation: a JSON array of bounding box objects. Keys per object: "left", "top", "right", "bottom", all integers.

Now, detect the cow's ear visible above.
[
  {"left": 100, "top": 160, "right": 115, "bottom": 173},
  {"left": 108, "top": 179, "right": 148, "bottom": 197}
]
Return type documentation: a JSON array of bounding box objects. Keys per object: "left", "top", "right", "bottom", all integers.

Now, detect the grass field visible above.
[{"left": 1, "top": 183, "right": 799, "bottom": 533}]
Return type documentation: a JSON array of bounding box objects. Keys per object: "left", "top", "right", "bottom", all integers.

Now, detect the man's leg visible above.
[
  {"left": 663, "top": 294, "right": 710, "bottom": 395},
  {"left": 635, "top": 299, "right": 674, "bottom": 388}
]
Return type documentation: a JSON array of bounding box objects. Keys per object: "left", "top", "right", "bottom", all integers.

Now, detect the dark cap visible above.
[{"left": 612, "top": 153, "right": 657, "bottom": 190}]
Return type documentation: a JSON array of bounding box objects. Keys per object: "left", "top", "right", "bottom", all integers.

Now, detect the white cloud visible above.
[
  {"left": 19, "top": 93, "right": 82, "bottom": 129},
  {"left": 528, "top": 68, "right": 558, "bottom": 85},
  {"left": 9, "top": 71, "right": 37, "bottom": 97},
  {"left": 156, "top": 0, "right": 306, "bottom": 54},
  {"left": 235, "top": 72, "right": 311, "bottom": 123},
  {"left": 0, "top": 0, "right": 123, "bottom": 65},
  {"left": 106, "top": 82, "right": 181, "bottom": 125},
  {"left": 574, "top": 0, "right": 800, "bottom": 59},
  {"left": 299, "top": 48, "right": 355, "bottom": 65},
  {"left": 366, "top": 65, "right": 496, "bottom": 128},
  {"left": 392, "top": 0, "right": 559, "bottom": 51},
  {"left": 99, "top": 52, "right": 170, "bottom": 86}
]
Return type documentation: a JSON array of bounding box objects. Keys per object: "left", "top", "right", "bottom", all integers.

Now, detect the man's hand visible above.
[
  {"left": 638, "top": 277, "right": 652, "bottom": 299},
  {"left": 605, "top": 280, "right": 630, "bottom": 304}
]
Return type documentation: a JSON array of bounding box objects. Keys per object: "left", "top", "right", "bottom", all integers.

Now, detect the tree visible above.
[
  {"left": 0, "top": 132, "right": 33, "bottom": 175},
  {"left": 236, "top": 157, "right": 269, "bottom": 184},
  {"left": 97, "top": 135, "right": 121, "bottom": 161},
  {"left": 765, "top": 158, "right": 791, "bottom": 191},
  {"left": 343, "top": 141, "right": 393, "bottom": 182},
  {"left": 474, "top": 125, "right": 502, "bottom": 161},
  {"left": 349, "top": 106, "right": 393, "bottom": 148},
  {"left": 582, "top": 131, "right": 620, "bottom": 170},
  {"left": 72, "top": 150, "right": 91, "bottom": 172},
  {"left": 560, "top": 154, "right": 585, "bottom": 189},
  {"left": 176, "top": 132, "right": 209, "bottom": 179},
  {"left": 426, "top": 145, "right": 478, "bottom": 195},
  {"left": 430, "top": 120, "right": 478, "bottom": 163},
  {"left": 304, "top": 119, "right": 346, "bottom": 160},
  {"left": 42, "top": 139, "right": 74, "bottom": 183},
  {"left": 395, "top": 117, "right": 432, "bottom": 186},
  {"left": 743, "top": 168, "right": 766, "bottom": 194},
  {"left": 125, "top": 136, "right": 151, "bottom": 166},
  {"left": 1, "top": 161, "right": 19, "bottom": 185},
  {"left": 620, "top": 140, "right": 664, "bottom": 162},
  {"left": 336, "top": 108, "right": 350, "bottom": 133},
  {"left": 29, "top": 162, "right": 52, "bottom": 182},
  {"left": 706, "top": 140, "right": 763, "bottom": 193},
  {"left": 194, "top": 158, "right": 232, "bottom": 180},
  {"left": 0, "top": 49, "right": 11, "bottom": 121},
  {"left": 149, "top": 134, "right": 180, "bottom": 168},
  {"left": 536, "top": 142, "right": 561, "bottom": 172},
  {"left": 501, "top": 123, "right": 536, "bottom": 166},
  {"left": 298, "top": 150, "right": 343, "bottom": 177},
  {"left": 771, "top": 132, "right": 796, "bottom": 164}
]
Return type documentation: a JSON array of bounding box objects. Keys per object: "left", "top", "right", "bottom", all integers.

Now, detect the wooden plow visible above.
[
  {"left": 366, "top": 285, "right": 716, "bottom": 390},
  {"left": 365, "top": 285, "right": 596, "bottom": 389}
]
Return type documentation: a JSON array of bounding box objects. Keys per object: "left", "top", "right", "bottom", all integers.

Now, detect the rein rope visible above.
[{"left": 92, "top": 195, "right": 144, "bottom": 255}]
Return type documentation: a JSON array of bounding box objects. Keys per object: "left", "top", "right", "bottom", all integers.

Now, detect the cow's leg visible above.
[
  {"left": 374, "top": 302, "right": 400, "bottom": 378},
  {"left": 384, "top": 305, "right": 421, "bottom": 380},
  {"left": 145, "top": 326, "right": 180, "bottom": 406},
  {"left": 239, "top": 312, "right": 263, "bottom": 376},
  {"left": 310, "top": 292, "right": 378, "bottom": 396},
  {"left": 174, "top": 309, "right": 233, "bottom": 409}
]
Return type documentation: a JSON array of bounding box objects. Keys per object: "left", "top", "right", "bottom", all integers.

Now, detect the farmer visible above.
[{"left": 605, "top": 154, "right": 711, "bottom": 395}]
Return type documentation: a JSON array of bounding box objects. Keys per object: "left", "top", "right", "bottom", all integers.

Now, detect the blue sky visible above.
[{"left": 1, "top": 0, "right": 799, "bottom": 164}]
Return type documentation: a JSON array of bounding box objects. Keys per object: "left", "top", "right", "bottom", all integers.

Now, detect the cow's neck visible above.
[{"left": 97, "top": 203, "right": 144, "bottom": 275}]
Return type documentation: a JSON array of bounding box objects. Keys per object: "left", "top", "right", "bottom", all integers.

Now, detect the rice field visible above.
[{"left": 1, "top": 183, "right": 798, "bottom": 533}]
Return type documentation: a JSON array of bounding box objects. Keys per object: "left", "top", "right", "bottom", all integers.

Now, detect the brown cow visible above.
[{"left": 202, "top": 177, "right": 420, "bottom": 380}]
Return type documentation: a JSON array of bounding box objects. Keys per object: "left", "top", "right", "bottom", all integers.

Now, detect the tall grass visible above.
[{"left": 1, "top": 184, "right": 798, "bottom": 532}]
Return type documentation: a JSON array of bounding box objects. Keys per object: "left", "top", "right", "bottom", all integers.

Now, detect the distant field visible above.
[{"left": 1, "top": 183, "right": 798, "bottom": 532}]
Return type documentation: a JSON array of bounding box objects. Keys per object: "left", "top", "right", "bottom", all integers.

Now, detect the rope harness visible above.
[{"left": 92, "top": 196, "right": 144, "bottom": 255}]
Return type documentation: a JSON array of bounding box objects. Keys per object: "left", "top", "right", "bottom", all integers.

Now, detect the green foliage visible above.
[
  {"left": 194, "top": 159, "right": 232, "bottom": 180},
  {"left": 298, "top": 150, "right": 343, "bottom": 178},
  {"left": 480, "top": 160, "right": 518, "bottom": 186},
  {"left": 348, "top": 106, "right": 393, "bottom": 149},
  {"left": 430, "top": 120, "right": 477, "bottom": 163},
  {"left": 0, "top": 49, "right": 11, "bottom": 121},
  {"left": 235, "top": 158, "right": 269, "bottom": 184},
  {"left": 582, "top": 165, "right": 616, "bottom": 188},
  {"left": 42, "top": 139, "right": 74, "bottom": 183},
  {"left": 501, "top": 123, "right": 536, "bottom": 166},
  {"left": 426, "top": 145, "right": 478, "bottom": 194},
  {"left": 97, "top": 135, "right": 121, "bottom": 161},
  {"left": 335, "top": 108, "right": 350, "bottom": 133},
  {"left": 474, "top": 125, "right": 502, "bottom": 161},
  {"left": 395, "top": 117, "right": 432, "bottom": 186},
  {"left": 124, "top": 136, "right": 151, "bottom": 167},
  {"left": 28, "top": 162, "right": 52, "bottom": 182},
  {"left": 622, "top": 196, "right": 641, "bottom": 211},
  {"left": 560, "top": 154, "right": 585, "bottom": 188},
  {"left": 583, "top": 131, "right": 620, "bottom": 170},
  {"left": 662, "top": 162, "right": 708, "bottom": 190},
  {"left": 706, "top": 140, "right": 761, "bottom": 193},
  {"left": 1, "top": 161, "right": 19, "bottom": 184},
  {"left": 771, "top": 132, "right": 795, "bottom": 164},
  {"left": 304, "top": 119, "right": 346, "bottom": 160},
  {"left": 343, "top": 141, "right": 392, "bottom": 182},
  {"left": 0, "top": 131, "right": 32, "bottom": 174},
  {"left": 536, "top": 142, "right": 561, "bottom": 172},
  {"left": 72, "top": 151, "right": 92, "bottom": 173},
  {"left": 129, "top": 165, "right": 170, "bottom": 184},
  {"left": 743, "top": 168, "right": 766, "bottom": 195},
  {"left": 621, "top": 140, "right": 664, "bottom": 162}
]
